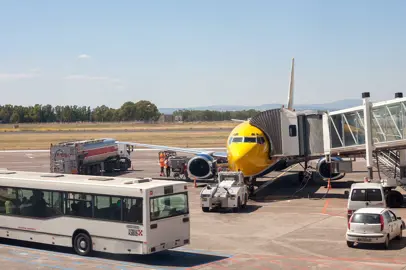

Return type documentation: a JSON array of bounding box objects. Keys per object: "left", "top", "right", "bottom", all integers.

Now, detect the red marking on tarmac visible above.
[{"left": 322, "top": 199, "right": 329, "bottom": 214}]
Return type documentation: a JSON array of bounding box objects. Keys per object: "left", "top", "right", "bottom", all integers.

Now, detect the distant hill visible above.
[{"left": 158, "top": 99, "right": 362, "bottom": 114}]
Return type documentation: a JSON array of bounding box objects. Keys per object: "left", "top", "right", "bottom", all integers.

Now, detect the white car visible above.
[{"left": 346, "top": 207, "right": 404, "bottom": 249}]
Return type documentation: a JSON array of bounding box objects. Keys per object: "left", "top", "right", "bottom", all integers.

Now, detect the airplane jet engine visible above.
[
  {"left": 187, "top": 154, "right": 214, "bottom": 179},
  {"left": 315, "top": 156, "right": 346, "bottom": 181}
]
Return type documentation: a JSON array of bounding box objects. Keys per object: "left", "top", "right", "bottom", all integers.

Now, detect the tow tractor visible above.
[{"left": 200, "top": 171, "right": 249, "bottom": 212}]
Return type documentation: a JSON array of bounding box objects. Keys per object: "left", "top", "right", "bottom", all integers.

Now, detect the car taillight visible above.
[
  {"left": 380, "top": 215, "right": 384, "bottom": 231},
  {"left": 348, "top": 214, "right": 353, "bottom": 229}
]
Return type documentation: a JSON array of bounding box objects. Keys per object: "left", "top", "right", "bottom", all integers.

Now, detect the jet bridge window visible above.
[{"left": 289, "top": 125, "right": 297, "bottom": 137}]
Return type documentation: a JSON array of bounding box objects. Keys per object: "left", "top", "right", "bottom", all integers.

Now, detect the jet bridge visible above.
[
  {"left": 323, "top": 92, "right": 406, "bottom": 155},
  {"left": 323, "top": 92, "right": 406, "bottom": 179}
]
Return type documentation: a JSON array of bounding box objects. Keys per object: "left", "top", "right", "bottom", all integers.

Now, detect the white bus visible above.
[{"left": 0, "top": 170, "right": 190, "bottom": 256}]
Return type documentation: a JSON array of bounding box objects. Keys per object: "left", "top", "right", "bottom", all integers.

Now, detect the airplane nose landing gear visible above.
[{"left": 245, "top": 176, "right": 256, "bottom": 197}]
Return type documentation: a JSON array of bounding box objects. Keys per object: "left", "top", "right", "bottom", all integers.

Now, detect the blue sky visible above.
[{"left": 0, "top": 0, "right": 405, "bottom": 109}]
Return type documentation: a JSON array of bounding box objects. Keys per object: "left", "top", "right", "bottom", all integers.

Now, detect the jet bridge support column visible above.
[
  {"left": 399, "top": 150, "right": 406, "bottom": 180},
  {"left": 362, "top": 92, "right": 374, "bottom": 179}
]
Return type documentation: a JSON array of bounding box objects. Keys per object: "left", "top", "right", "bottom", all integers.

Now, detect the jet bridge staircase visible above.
[{"left": 373, "top": 150, "right": 400, "bottom": 180}]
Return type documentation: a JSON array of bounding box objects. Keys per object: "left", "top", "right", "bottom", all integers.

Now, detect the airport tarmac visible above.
[{"left": 1, "top": 150, "right": 406, "bottom": 269}]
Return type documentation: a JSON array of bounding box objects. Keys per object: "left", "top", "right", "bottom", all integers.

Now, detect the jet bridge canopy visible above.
[
  {"left": 323, "top": 94, "right": 406, "bottom": 155},
  {"left": 249, "top": 108, "right": 325, "bottom": 158}
]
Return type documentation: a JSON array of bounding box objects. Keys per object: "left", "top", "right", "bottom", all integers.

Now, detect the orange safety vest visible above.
[{"left": 159, "top": 157, "right": 165, "bottom": 167}]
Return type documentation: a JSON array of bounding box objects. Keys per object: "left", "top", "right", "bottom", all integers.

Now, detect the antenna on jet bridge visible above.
[{"left": 287, "top": 57, "right": 295, "bottom": 110}]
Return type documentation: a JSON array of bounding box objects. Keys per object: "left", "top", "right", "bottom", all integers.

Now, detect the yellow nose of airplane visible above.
[{"left": 227, "top": 143, "right": 256, "bottom": 175}]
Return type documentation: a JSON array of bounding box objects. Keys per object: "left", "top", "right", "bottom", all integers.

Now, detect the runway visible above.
[{"left": 1, "top": 150, "right": 406, "bottom": 269}]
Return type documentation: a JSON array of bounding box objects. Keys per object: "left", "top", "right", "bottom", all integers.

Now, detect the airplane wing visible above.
[
  {"left": 116, "top": 141, "right": 228, "bottom": 158},
  {"left": 231, "top": 119, "right": 245, "bottom": 123}
]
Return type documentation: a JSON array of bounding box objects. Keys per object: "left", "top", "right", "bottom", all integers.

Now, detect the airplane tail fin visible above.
[{"left": 287, "top": 57, "right": 295, "bottom": 110}]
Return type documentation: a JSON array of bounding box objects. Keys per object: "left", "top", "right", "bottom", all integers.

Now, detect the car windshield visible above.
[
  {"left": 351, "top": 213, "right": 381, "bottom": 224},
  {"left": 351, "top": 188, "right": 382, "bottom": 201}
]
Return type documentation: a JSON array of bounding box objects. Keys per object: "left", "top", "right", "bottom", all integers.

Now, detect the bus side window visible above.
[
  {"left": 0, "top": 187, "right": 18, "bottom": 215},
  {"left": 66, "top": 193, "right": 92, "bottom": 218},
  {"left": 94, "top": 195, "right": 122, "bottom": 221},
  {"left": 124, "top": 198, "right": 143, "bottom": 224}
]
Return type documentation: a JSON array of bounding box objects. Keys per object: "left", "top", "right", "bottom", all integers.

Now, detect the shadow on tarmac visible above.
[
  {"left": 351, "top": 237, "right": 406, "bottom": 251},
  {"left": 202, "top": 204, "right": 263, "bottom": 214},
  {"left": 251, "top": 173, "right": 356, "bottom": 203},
  {"left": 0, "top": 238, "right": 231, "bottom": 268}
]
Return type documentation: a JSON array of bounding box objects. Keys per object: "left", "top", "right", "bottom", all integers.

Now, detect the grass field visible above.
[
  {"left": 0, "top": 130, "right": 231, "bottom": 150},
  {"left": 0, "top": 121, "right": 237, "bottom": 132}
]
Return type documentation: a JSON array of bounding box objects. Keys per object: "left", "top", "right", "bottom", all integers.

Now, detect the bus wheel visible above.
[{"left": 73, "top": 232, "right": 92, "bottom": 256}]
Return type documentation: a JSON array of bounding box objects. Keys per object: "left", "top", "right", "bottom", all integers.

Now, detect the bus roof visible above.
[{"left": 0, "top": 170, "right": 187, "bottom": 197}]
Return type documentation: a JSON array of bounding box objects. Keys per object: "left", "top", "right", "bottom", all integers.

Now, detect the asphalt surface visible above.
[{"left": 1, "top": 150, "right": 406, "bottom": 269}]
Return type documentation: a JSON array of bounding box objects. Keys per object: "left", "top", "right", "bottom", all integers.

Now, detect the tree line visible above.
[
  {"left": 0, "top": 101, "right": 261, "bottom": 123},
  {"left": 172, "top": 109, "right": 260, "bottom": 122}
]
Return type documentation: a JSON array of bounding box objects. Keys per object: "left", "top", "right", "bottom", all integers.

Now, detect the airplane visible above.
[{"left": 118, "top": 58, "right": 347, "bottom": 193}]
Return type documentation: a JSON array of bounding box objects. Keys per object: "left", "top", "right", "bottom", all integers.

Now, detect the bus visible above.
[{"left": 0, "top": 169, "right": 190, "bottom": 256}]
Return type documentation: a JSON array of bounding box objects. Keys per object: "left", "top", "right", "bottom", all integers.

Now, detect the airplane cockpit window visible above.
[
  {"left": 244, "top": 137, "right": 257, "bottom": 143},
  {"left": 228, "top": 137, "right": 233, "bottom": 145},
  {"left": 231, "top": 137, "right": 243, "bottom": 143},
  {"left": 257, "top": 137, "right": 265, "bottom": 144}
]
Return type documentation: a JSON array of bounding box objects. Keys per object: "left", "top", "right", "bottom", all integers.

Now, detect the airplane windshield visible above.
[
  {"left": 244, "top": 137, "right": 256, "bottom": 143},
  {"left": 230, "top": 136, "right": 266, "bottom": 144}
]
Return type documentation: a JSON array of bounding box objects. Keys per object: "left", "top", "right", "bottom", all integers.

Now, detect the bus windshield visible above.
[{"left": 150, "top": 192, "right": 188, "bottom": 221}]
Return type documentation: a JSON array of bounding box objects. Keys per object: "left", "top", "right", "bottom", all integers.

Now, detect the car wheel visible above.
[
  {"left": 382, "top": 235, "right": 389, "bottom": 249},
  {"left": 242, "top": 194, "right": 248, "bottom": 208},
  {"left": 346, "top": 241, "right": 354, "bottom": 247},
  {"left": 202, "top": 207, "right": 209, "bottom": 212},
  {"left": 396, "top": 228, "right": 403, "bottom": 240}
]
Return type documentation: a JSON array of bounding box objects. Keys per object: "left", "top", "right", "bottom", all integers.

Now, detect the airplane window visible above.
[
  {"left": 244, "top": 137, "right": 256, "bottom": 143},
  {"left": 228, "top": 137, "right": 233, "bottom": 145},
  {"left": 232, "top": 137, "right": 243, "bottom": 143},
  {"left": 258, "top": 137, "right": 265, "bottom": 144}
]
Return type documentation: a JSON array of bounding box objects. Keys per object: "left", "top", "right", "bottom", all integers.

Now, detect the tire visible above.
[
  {"left": 346, "top": 241, "right": 354, "bottom": 247},
  {"left": 73, "top": 232, "right": 92, "bottom": 256},
  {"left": 381, "top": 235, "right": 389, "bottom": 249},
  {"left": 242, "top": 193, "right": 248, "bottom": 208},
  {"left": 387, "top": 190, "right": 403, "bottom": 208},
  {"left": 396, "top": 228, "right": 403, "bottom": 240},
  {"left": 202, "top": 207, "right": 209, "bottom": 212}
]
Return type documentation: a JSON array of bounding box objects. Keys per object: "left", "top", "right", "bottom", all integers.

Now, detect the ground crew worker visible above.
[
  {"left": 183, "top": 162, "right": 188, "bottom": 179},
  {"left": 164, "top": 158, "right": 171, "bottom": 177},
  {"left": 159, "top": 153, "right": 165, "bottom": 176}
]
